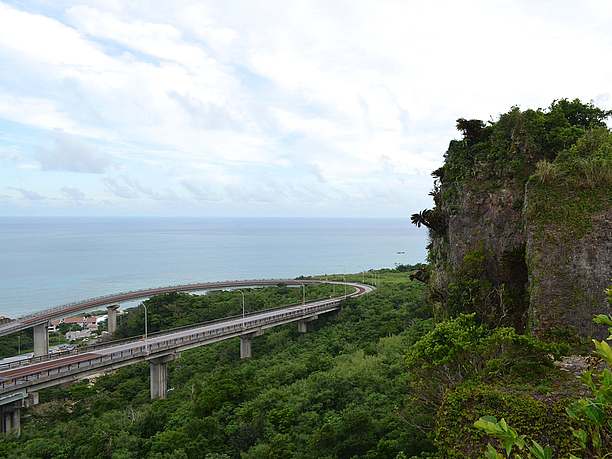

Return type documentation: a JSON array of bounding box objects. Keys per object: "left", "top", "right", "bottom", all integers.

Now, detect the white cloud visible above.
[
  {"left": 8, "top": 187, "right": 46, "bottom": 200},
  {"left": 103, "top": 175, "right": 178, "bottom": 201},
  {"left": 0, "top": 0, "right": 611, "bottom": 216},
  {"left": 38, "top": 132, "right": 112, "bottom": 173},
  {"left": 0, "top": 94, "right": 79, "bottom": 134},
  {"left": 60, "top": 186, "right": 87, "bottom": 201}
]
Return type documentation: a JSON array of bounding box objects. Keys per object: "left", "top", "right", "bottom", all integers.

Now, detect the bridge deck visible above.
[
  {"left": 0, "top": 354, "right": 100, "bottom": 380},
  {"left": 0, "top": 279, "right": 333, "bottom": 337},
  {"left": 0, "top": 282, "right": 373, "bottom": 397}
]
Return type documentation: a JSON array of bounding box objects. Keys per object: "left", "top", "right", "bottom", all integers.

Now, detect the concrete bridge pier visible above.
[
  {"left": 1, "top": 403, "right": 21, "bottom": 436},
  {"left": 239, "top": 330, "right": 264, "bottom": 359},
  {"left": 149, "top": 354, "right": 176, "bottom": 400},
  {"left": 240, "top": 335, "right": 252, "bottom": 359},
  {"left": 107, "top": 305, "right": 120, "bottom": 334},
  {"left": 297, "top": 315, "right": 318, "bottom": 333},
  {"left": 32, "top": 322, "right": 49, "bottom": 357},
  {"left": 28, "top": 392, "right": 39, "bottom": 407}
]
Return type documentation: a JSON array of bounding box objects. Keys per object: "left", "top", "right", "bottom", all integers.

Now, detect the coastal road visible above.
[
  {"left": 0, "top": 281, "right": 374, "bottom": 396},
  {"left": 0, "top": 278, "right": 344, "bottom": 338}
]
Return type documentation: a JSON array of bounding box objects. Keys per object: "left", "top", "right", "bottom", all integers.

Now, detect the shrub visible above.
[
  {"left": 476, "top": 308, "right": 612, "bottom": 458},
  {"left": 405, "top": 315, "right": 562, "bottom": 413},
  {"left": 474, "top": 416, "right": 552, "bottom": 459},
  {"left": 534, "top": 160, "right": 558, "bottom": 185},
  {"left": 439, "top": 384, "right": 574, "bottom": 458},
  {"left": 565, "top": 313, "right": 612, "bottom": 457}
]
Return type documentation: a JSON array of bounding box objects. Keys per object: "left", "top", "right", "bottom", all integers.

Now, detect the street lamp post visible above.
[
  {"left": 239, "top": 290, "right": 246, "bottom": 327},
  {"left": 142, "top": 303, "right": 149, "bottom": 354},
  {"left": 341, "top": 266, "right": 348, "bottom": 299}
]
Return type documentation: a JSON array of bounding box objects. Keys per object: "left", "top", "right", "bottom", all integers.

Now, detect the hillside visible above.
[{"left": 1, "top": 272, "right": 435, "bottom": 458}]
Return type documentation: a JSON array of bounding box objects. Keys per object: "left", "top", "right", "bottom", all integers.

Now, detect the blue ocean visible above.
[{"left": 0, "top": 217, "right": 426, "bottom": 317}]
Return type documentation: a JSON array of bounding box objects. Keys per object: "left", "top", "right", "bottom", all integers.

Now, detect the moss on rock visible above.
[{"left": 434, "top": 382, "right": 579, "bottom": 458}]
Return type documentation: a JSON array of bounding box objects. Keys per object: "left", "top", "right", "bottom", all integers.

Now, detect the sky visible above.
[{"left": 0, "top": 1, "right": 611, "bottom": 217}]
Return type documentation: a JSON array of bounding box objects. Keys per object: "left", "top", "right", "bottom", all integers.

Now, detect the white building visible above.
[{"left": 65, "top": 329, "right": 93, "bottom": 341}]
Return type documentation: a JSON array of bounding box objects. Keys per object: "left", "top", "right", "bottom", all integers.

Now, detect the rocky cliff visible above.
[{"left": 417, "top": 100, "right": 612, "bottom": 338}]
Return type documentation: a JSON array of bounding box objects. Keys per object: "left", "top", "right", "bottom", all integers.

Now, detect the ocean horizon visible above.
[{"left": 0, "top": 216, "right": 426, "bottom": 318}]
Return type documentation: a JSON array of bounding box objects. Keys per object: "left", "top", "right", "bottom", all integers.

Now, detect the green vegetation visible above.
[
  {"left": 1, "top": 270, "right": 435, "bottom": 458},
  {"left": 414, "top": 98, "right": 612, "bottom": 335},
  {"left": 57, "top": 323, "right": 82, "bottom": 335},
  {"left": 402, "top": 313, "right": 582, "bottom": 457},
  {"left": 473, "top": 416, "right": 553, "bottom": 459},
  {"left": 475, "top": 311, "right": 612, "bottom": 458},
  {"left": 0, "top": 324, "right": 79, "bottom": 359},
  {"left": 5, "top": 271, "right": 606, "bottom": 458},
  {"left": 0, "top": 331, "right": 33, "bottom": 357},
  {"left": 440, "top": 99, "right": 611, "bottom": 193},
  {"left": 526, "top": 127, "right": 612, "bottom": 240},
  {"left": 3, "top": 277, "right": 611, "bottom": 458},
  {"left": 564, "top": 313, "right": 612, "bottom": 458}
]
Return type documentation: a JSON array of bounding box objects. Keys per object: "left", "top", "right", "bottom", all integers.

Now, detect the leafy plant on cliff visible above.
[
  {"left": 533, "top": 160, "right": 558, "bottom": 185},
  {"left": 475, "top": 309, "right": 612, "bottom": 459},
  {"left": 456, "top": 118, "right": 486, "bottom": 146},
  {"left": 410, "top": 208, "right": 447, "bottom": 235},
  {"left": 564, "top": 313, "right": 612, "bottom": 458},
  {"left": 437, "top": 99, "right": 611, "bottom": 195},
  {"left": 533, "top": 128, "right": 612, "bottom": 189},
  {"left": 473, "top": 416, "right": 552, "bottom": 459},
  {"left": 405, "top": 314, "right": 563, "bottom": 428}
]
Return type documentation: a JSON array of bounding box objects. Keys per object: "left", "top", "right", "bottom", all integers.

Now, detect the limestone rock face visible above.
[
  {"left": 525, "top": 204, "right": 612, "bottom": 338},
  {"left": 431, "top": 175, "right": 610, "bottom": 337},
  {"left": 425, "top": 102, "right": 612, "bottom": 338},
  {"left": 446, "top": 184, "right": 525, "bottom": 275},
  {"left": 430, "top": 177, "right": 530, "bottom": 331}
]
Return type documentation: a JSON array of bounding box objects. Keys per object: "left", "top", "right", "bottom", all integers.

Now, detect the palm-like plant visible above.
[
  {"left": 411, "top": 208, "right": 448, "bottom": 235},
  {"left": 411, "top": 209, "right": 432, "bottom": 228}
]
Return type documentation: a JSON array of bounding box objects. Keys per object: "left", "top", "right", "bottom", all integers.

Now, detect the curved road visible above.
[
  {"left": 0, "top": 278, "right": 339, "bottom": 337},
  {"left": 0, "top": 281, "right": 374, "bottom": 397}
]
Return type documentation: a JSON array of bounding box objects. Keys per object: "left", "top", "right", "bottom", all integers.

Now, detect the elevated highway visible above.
[
  {"left": 0, "top": 280, "right": 374, "bottom": 435},
  {"left": 0, "top": 278, "right": 342, "bottom": 357}
]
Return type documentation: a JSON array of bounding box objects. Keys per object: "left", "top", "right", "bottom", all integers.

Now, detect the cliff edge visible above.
[{"left": 415, "top": 99, "right": 612, "bottom": 338}]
